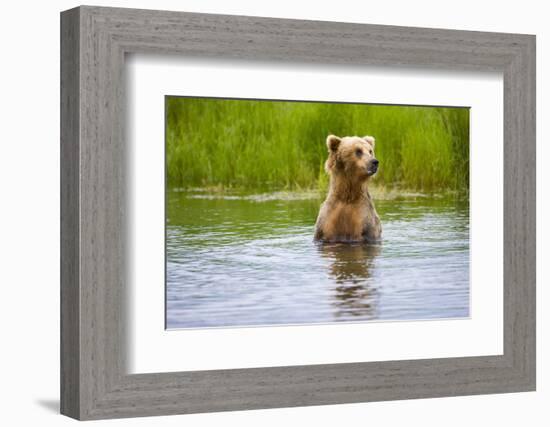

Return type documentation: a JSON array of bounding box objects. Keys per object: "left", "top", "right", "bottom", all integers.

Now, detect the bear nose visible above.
[{"left": 372, "top": 159, "right": 379, "bottom": 166}]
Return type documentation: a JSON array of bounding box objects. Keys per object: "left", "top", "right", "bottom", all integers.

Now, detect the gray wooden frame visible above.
[{"left": 60, "top": 5, "right": 536, "bottom": 421}]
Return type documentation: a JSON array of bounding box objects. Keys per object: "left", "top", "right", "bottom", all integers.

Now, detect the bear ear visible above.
[
  {"left": 363, "top": 135, "right": 375, "bottom": 148},
  {"left": 326, "top": 135, "right": 342, "bottom": 152}
]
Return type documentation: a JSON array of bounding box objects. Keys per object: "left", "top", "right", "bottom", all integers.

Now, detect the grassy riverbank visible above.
[{"left": 166, "top": 97, "right": 469, "bottom": 193}]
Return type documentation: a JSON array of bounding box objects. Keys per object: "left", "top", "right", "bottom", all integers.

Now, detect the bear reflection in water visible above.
[{"left": 317, "top": 242, "right": 381, "bottom": 320}]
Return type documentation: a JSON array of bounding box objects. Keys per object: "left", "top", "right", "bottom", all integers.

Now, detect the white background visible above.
[
  {"left": 0, "top": 1, "right": 546, "bottom": 426},
  {"left": 128, "top": 57, "right": 503, "bottom": 373}
]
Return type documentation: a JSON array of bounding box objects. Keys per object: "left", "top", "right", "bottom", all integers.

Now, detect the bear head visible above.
[{"left": 325, "top": 134, "right": 379, "bottom": 180}]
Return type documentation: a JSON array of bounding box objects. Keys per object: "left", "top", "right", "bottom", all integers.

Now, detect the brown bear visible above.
[{"left": 314, "top": 134, "right": 382, "bottom": 243}]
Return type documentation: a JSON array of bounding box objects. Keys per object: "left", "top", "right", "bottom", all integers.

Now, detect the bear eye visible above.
[
  {"left": 355, "top": 148, "right": 363, "bottom": 157},
  {"left": 369, "top": 149, "right": 373, "bottom": 155}
]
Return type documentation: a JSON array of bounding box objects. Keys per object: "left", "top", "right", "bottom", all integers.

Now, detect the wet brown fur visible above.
[{"left": 314, "top": 135, "right": 382, "bottom": 243}]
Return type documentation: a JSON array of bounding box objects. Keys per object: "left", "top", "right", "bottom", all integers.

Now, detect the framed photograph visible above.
[{"left": 60, "top": 5, "right": 536, "bottom": 420}]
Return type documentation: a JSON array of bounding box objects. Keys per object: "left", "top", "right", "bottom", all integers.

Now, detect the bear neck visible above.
[{"left": 328, "top": 174, "right": 370, "bottom": 204}]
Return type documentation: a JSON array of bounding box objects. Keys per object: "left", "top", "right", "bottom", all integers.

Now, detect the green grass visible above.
[{"left": 166, "top": 97, "right": 469, "bottom": 194}]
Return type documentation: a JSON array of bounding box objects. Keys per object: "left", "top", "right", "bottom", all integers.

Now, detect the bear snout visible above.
[{"left": 367, "top": 159, "right": 379, "bottom": 175}]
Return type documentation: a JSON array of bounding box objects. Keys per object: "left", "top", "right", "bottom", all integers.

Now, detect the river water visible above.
[{"left": 166, "top": 189, "right": 469, "bottom": 329}]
